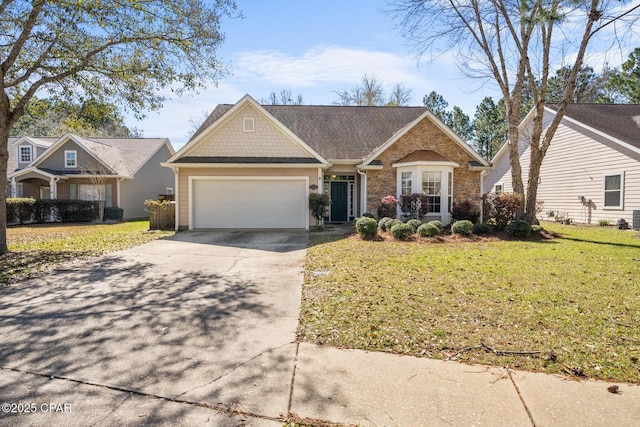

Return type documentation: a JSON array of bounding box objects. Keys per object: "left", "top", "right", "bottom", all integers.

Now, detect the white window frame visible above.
[
  {"left": 603, "top": 171, "right": 624, "bottom": 210},
  {"left": 494, "top": 184, "right": 503, "bottom": 193},
  {"left": 166, "top": 187, "right": 174, "bottom": 195},
  {"left": 19, "top": 145, "right": 33, "bottom": 163},
  {"left": 401, "top": 171, "right": 412, "bottom": 195},
  {"left": 64, "top": 150, "right": 77, "bottom": 168},
  {"left": 396, "top": 164, "right": 455, "bottom": 224},
  {"left": 243, "top": 117, "right": 255, "bottom": 132}
]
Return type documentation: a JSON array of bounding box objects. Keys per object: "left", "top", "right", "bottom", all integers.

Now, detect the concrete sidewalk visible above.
[
  {"left": 291, "top": 343, "right": 640, "bottom": 427},
  {"left": 3, "top": 341, "right": 638, "bottom": 426}
]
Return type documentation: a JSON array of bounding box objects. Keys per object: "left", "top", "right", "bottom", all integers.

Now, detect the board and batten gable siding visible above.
[
  {"left": 485, "top": 114, "right": 640, "bottom": 224},
  {"left": 187, "top": 104, "right": 313, "bottom": 159},
  {"left": 119, "top": 144, "right": 174, "bottom": 219},
  {"left": 176, "top": 167, "right": 321, "bottom": 229},
  {"left": 37, "top": 140, "right": 99, "bottom": 171}
]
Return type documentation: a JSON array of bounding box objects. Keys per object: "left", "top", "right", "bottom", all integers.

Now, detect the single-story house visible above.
[
  {"left": 7, "top": 133, "right": 175, "bottom": 219},
  {"left": 483, "top": 104, "right": 640, "bottom": 227},
  {"left": 163, "top": 94, "right": 491, "bottom": 230}
]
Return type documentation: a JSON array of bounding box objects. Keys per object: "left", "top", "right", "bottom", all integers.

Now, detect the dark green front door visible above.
[{"left": 330, "top": 182, "right": 348, "bottom": 222}]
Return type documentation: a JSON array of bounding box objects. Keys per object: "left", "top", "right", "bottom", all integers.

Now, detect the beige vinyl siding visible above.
[
  {"left": 530, "top": 122, "right": 640, "bottom": 224},
  {"left": 177, "top": 167, "right": 320, "bottom": 229},
  {"left": 119, "top": 144, "right": 174, "bottom": 219},
  {"left": 188, "top": 104, "right": 313, "bottom": 158},
  {"left": 486, "top": 111, "right": 640, "bottom": 224}
]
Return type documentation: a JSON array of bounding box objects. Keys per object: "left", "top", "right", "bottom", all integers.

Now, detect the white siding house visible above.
[{"left": 483, "top": 104, "right": 640, "bottom": 227}]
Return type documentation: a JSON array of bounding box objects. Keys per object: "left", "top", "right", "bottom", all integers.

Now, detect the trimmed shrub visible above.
[
  {"left": 427, "top": 220, "right": 443, "bottom": 231},
  {"left": 486, "top": 193, "right": 523, "bottom": 229},
  {"left": 34, "top": 199, "right": 58, "bottom": 223},
  {"left": 386, "top": 219, "right": 402, "bottom": 231},
  {"left": 377, "top": 195, "right": 398, "bottom": 219},
  {"left": 506, "top": 220, "right": 532, "bottom": 239},
  {"left": 406, "top": 219, "right": 422, "bottom": 233},
  {"left": 356, "top": 217, "right": 377, "bottom": 238},
  {"left": 531, "top": 224, "right": 543, "bottom": 234},
  {"left": 104, "top": 207, "right": 124, "bottom": 221},
  {"left": 378, "top": 217, "right": 394, "bottom": 231},
  {"left": 473, "top": 222, "right": 491, "bottom": 235},
  {"left": 362, "top": 212, "right": 375, "bottom": 218},
  {"left": 451, "top": 200, "right": 480, "bottom": 223},
  {"left": 390, "top": 223, "right": 412, "bottom": 240},
  {"left": 56, "top": 200, "right": 100, "bottom": 222},
  {"left": 417, "top": 222, "right": 440, "bottom": 237},
  {"left": 451, "top": 220, "right": 474, "bottom": 236},
  {"left": 6, "top": 198, "right": 36, "bottom": 224},
  {"left": 309, "top": 193, "right": 330, "bottom": 229}
]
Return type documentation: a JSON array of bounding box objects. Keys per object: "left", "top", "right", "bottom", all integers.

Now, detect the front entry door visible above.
[{"left": 330, "top": 182, "right": 348, "bottom": 222}]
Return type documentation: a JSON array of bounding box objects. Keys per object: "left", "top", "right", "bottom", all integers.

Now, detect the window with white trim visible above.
[
  {"left": 65, "top": 150, "right": 77, "bottom": 168},
  {"left": 166, "top": 187, "right": 174, "bottom": 195},
  {"left": 421, "top": 171, "right": 442, "bottom": 213},
  {"left": 243, "top": 117, "right": 255, "bottom": 132},
  {"left": 401, "top": 171, "right": 412, "bottom": 195},
  {"left": 603, "top": 172, "right": 624, "bottom": 209},
  {"left": 19, "top": 145, "right": 32, "bottom": 163},
  {"left": 494, "top": 184, "right": 503, "bottom": 193}
]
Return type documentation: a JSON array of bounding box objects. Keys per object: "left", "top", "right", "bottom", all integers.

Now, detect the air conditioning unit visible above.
[{"left": 633, "top": 210, "right": 640, "bottom": 231}]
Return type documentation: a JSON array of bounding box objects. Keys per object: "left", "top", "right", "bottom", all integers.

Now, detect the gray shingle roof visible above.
[
  {"left": 191, "top": 104, "right": 430, "bottom": 160},
  {"left": 547, "top": 104, "right": 640, "bottom": 150}
]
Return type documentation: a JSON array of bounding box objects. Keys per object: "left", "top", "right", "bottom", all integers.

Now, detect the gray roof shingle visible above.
[
  {"left": 191, "top": 104, "right": 430, "bottom": 160},
  {"left": 547, "top": 104, "right": 640, "bottom": 150}
]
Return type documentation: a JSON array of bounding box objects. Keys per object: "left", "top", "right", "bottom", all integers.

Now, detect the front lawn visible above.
[
  {"left": 1, "top": 220, "right": 174, "bottom": 284},
  {"left": 299, "top": 223, "right": 640, "bottom": 383}
]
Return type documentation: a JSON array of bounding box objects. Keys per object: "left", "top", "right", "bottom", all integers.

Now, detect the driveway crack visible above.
[{"left": 171, "top": 342, "right": 294, "bottom": 400}]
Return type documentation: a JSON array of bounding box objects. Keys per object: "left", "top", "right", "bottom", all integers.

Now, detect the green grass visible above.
[
  {"left": 299, "top": 222, "right": 640, "bottom": 383},
  {"left": 1, "top": 220, "right": 174, "bottom": 284}
]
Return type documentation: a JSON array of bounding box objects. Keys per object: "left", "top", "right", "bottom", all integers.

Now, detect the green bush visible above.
[
  {"left": 427, "top": 220, "right": 443, "bottom": 231},
  {"left": 506, "top": 220, "right": 532, "bottom": 239},
  {"left": 598, "top": 219, "right": 611, "bottom": 226},
  {"left": 309, "top": 193, "right": 330, "bottom": 229},
  {"left": 531, "top": 224, "right": 543, "bottom": 234},
  {"left": 55, "top": 200, "right": 99, "bottom": 222},
  {"left": 356, "top": 217, "right": 378, "bottom": 238},
  {"left": 451, "top": 220, "right": 474, "bottom": 236},
  {"left": 390, "top": 223, "right": 412, "bottom": 240},
  {"left": 486, "top": 192, "right": 523, "bottom": 229},
  {"left": 104, "top": 207, "right": 124, "bottom": 221},
  {"left": 386, "top": 219, "right": 402, "bottom": 230},
  {"left": 473, "top": 222, "right": 491, "bottom": 235},
  {"left": 6, "top": 198, "right": 36, "bottom": 224},
  {"left": 417, "top": 222, "right": 440, "bottom": 237},
  {"left": 362, "top": 212, "right": 375, "bottom": 218},
  {"left": 451, "top": 200, "right": 480, "bottom": 223},
  {"left": 34, "top": 199, "right": 58, "bottom": 223},
  {"left": 406, "top": 219, "right": 422, "bottom": 233},
  {"left": 378, "top": 217, "right": 394, "bottom": 231}
]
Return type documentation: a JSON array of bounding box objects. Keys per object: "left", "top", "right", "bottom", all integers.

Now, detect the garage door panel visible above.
[{"left": 192, "top": 178, "right": 307, "bottom": 229}]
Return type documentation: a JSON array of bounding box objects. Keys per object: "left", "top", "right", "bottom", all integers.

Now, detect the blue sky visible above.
[{"left": 128, "top": 0, "right": 637, "bottom": 149}]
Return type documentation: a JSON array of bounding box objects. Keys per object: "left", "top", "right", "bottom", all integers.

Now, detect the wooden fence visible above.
[{"left": 147, "top": 201, "right": 175, "bottom": 230}]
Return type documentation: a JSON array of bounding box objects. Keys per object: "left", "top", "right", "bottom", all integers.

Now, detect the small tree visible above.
[{"left": 309, "top": 193, "right": 330, "bottom": 230}]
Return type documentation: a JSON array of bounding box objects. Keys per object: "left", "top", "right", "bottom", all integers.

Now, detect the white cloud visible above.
[{"left": 233, "top": 45, "right": 430, "bottom": 90}]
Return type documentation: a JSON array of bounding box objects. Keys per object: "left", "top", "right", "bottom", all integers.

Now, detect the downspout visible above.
[
  {"left": 117, "top": 177, "right": 124, "bottom": 208},
  {"left": 357, "top": 168, "right": 367, "bottom": 215},
  {"left": 480, "top": 171, "right": 485, "bottom": 223},
  {"left": 10, "top": 177, "right": 16, "bottom": 197},
  {"left": 174, "top": 167, "right": 179, "bottom": 231}
]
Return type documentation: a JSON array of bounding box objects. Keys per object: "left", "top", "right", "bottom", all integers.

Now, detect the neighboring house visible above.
[
  {"left": 7, "top": 133, "right": 175, "bottom": 220},
  {"left": 163, "top": 94, "right": 491, "bottom": 230},
  {"left": 483, "top": 104, "right": 640, "bottom": 226}
]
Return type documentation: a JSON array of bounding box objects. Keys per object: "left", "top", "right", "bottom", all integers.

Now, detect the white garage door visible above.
[{"left": 191, "top": 177, "right": 308, "bottom": 229}]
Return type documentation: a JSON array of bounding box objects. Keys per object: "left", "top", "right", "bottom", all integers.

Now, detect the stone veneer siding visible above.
[{"left": 366, "top": 117, "right": 482, "bottom": 216}]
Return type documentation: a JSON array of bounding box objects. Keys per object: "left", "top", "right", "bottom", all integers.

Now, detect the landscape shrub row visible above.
[
  {"left": 6, "top": 198, "right": 102, "bottom": 224},
  {"left": 355, "top": 214, "right": 537, "bottom": 241}
]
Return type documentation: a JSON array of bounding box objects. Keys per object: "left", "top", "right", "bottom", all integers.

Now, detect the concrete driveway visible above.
[{"left": 0, "top": 230, "right": 307, "bottom": 426}]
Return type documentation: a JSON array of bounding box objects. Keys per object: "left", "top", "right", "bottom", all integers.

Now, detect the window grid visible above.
[{"left": 19, "top": 146, "right": 32, "bottom": 163}]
